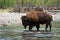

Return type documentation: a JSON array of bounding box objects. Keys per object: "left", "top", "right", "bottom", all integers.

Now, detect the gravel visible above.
[{"left": 0, "top": 12, "right": 60, "bottom": 26}]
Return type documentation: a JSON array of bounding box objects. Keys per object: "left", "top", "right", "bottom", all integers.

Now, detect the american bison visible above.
[
  {"left": 21, "top": 16, "right": 29, "bottom": 29},
  {"left": 21, "top": 16, "right": 40, "bottom": 31},
  {"left": 21, "top": 8, "right": 53, "bottom": 31}
]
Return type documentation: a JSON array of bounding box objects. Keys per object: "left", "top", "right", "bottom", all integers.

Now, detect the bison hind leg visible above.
[
  {"left": 45, "top": 23, "right": 52, "bottom": 32},
  {"left": 49, "top": 23, "right": 52, "bottom": 31}
]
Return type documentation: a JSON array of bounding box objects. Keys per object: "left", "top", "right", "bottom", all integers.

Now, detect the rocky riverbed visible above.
[{"left": 0, "top": 12, "right": 60, "bottom": 26}]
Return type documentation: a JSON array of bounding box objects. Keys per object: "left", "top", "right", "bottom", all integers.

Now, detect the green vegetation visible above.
[
  {"left": 0, "top": 0, "right": 60, "bottom": 9},
  {"left": 0, "top": 24, "right": 23, "bottom": 30},
  {"left": 39, "top": 21, "right": 60, "bottom": 28},
  {"left": 52, "top": 21, "right": 60, "bottom": 28},
  {"left": 0, "top": 0, "right": 16, "bottom": 9}
]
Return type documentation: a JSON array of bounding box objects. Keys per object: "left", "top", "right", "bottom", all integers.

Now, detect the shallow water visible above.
[
  {"left": 0, "top": 28, "right": 60, "bottom": 40},
  {"left": 0, "top": 11, "right": 60, "bottom": 40}
]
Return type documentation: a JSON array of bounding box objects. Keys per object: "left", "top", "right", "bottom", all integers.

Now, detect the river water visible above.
[
  {"left": 0, "top": 12, "right": 60, "bottom": 40},
  {"left": 0, "top": 28, "right": 60, "bottom": 40}
]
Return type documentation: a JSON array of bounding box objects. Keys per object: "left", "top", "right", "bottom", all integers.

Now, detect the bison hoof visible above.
[
  {"left": 45, "top": 30, "right": 51, "bottom": 32},
  {"left": 49, "top": 30, "right": 51, "bottom": 32},
  {"left": 29, "top": 30, "right": 32, "bottom": 31},
  {"left": 37, "top": 30, "right": 39, "bottom": 31}
]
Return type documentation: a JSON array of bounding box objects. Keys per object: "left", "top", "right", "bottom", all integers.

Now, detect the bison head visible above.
[{"left": 21, "top": 16, "right": 29, "bottom": 29}]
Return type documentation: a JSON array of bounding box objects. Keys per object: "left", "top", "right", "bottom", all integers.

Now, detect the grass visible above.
[
  {"left": 52, "top": 21, "right": 60, "bottom": 28},
  {"left": 0, "top": 24, "right": 24, "bottom": 31},
  {"left": 0, "top": 9, "right": 10, "bottom": 12},
  {"left": 40, "top": 21, "right": 60, "bottom": 28}
]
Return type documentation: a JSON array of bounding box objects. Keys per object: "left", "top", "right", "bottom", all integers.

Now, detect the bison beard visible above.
[{"left": 21, "top": 10, "right": 52, "bottom": 31}]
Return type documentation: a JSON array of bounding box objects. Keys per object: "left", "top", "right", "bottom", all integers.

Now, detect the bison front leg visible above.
[
  {"left": 29, "top": 25, "right": 33, "bottom": 31},
  {"left": 24, "top": 25, "right": 27, "bottom": 29},
  {"left": 36, "top": 24, "right": 40, "bottom": 31}
]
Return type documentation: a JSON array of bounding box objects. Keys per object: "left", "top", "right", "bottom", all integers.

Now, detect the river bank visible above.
[{"left": 0, "top": 12, "right": 60, "bottom": 26}]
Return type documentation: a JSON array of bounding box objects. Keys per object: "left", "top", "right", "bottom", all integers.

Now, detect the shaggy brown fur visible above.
[{"left": 25, "top": 9, "right": 52, "bottom": 31}]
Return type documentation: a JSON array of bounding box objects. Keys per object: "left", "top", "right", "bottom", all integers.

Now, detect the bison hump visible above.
[{"left": 26, "top": 12, "right": 39, "bottom": 22}]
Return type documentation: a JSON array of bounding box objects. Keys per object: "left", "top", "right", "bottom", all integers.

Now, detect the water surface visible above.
[{"left": 0, "top": 28, "right": 60, "bottom": 40}]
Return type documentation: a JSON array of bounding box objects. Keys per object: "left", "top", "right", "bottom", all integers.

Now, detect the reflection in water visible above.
[
  {"left": 22, "top": 37, "right": 53, "bottom": 40},
  {"left": 21, "top": 29, "right": 60, "bottom": 40},
  {"left": 0, "top": 28, "right": 60, "bottom": 40},
  {"left": 22, "top": 30, "right": 53, "bottom": 40}
]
